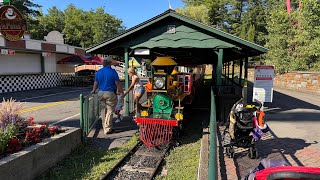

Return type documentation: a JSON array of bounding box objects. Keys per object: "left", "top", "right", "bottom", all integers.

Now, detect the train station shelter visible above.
[
  {"left": 86, "top": 9, "right": 268, "bottom": 112},
  {"left": 86, "top": 9, "right": 268, "bottom": 179}
]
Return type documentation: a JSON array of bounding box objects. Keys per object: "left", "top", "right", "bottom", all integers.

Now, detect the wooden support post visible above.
[
  {"left": 227, "top": 61, "right": 230, "bottom": 84},
  {"left": 232, "top": 60, "right": 235, "bottom": 85},
  {"left": 239, "top": 58, "right": 243, "bottom": 86},
  {"left": 124, "top": 48, "right": 129, "bottom": 116}
]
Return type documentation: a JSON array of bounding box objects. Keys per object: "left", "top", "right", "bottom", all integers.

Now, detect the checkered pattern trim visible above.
[{"left": 0, "top": 73, "right": 75, "bottom": 94}]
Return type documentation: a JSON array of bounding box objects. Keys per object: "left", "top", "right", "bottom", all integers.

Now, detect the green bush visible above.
[{"left": 0, "top": 125, "right": 16, "bottom": 154}]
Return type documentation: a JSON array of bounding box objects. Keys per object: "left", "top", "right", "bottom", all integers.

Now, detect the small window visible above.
[{"left": 167, "top": 25, "right": 176, "bottom": 34}]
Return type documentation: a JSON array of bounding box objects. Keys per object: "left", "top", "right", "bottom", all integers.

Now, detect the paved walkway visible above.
[
  {"left": 87, "top": 116, "right": 138, "bottom": 150},
  {"left": 215, "top": 87, "right": 320, "bottom": 179}
]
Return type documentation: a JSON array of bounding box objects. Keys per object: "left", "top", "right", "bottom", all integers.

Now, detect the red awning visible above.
[
  {"left": 91, "top": 56, "right": 123, "bottom": 65},
  {"left": 57, "top": 55, "right": 101, "bottom": 65}
]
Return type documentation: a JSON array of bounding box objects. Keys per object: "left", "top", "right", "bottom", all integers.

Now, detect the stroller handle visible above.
[{"left": 253, "top": 99, "right": 263, "bottom": 110}]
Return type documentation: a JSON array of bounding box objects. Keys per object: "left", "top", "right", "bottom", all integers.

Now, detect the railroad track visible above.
[{"left": 101, "top": 142, "right": 169, "bottom": 180}]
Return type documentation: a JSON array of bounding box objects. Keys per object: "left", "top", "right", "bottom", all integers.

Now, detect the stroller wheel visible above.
[
  {"left": 248, "top": 147, "right": 258, "bottom": 159},
  {"left": 225, "top": 147, "right": 235, "bottom": 158}
]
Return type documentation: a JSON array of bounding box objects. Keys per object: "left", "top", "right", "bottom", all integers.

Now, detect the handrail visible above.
[
  {"left": 208, "top": 87, "right": 218, "bottom": 180},
  {"left": 79, "top": 93, "right": 100, "bottom": 138}
]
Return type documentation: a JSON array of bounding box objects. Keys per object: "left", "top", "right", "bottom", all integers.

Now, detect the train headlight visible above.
[
  {"left": 155, "top": 78, "right": 165, "bottom": 89},
  {"left": 141, "top": 110, "right": 149, "bottom": 117},
  {"left": 175, "top": 113, "right": 183, "bottom": 120}
]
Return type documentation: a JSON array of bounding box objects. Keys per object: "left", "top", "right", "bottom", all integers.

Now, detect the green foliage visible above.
[
  {"left": 266, "top": 0, "right": 320, "bottom": 72},
  {"left": 9, "top": 0, "right": 41, "bottom": 17},
  {"left": 0, "top": 125, "right": 16, "bottom": 154},
  {"left": 176, "top": 4, "right": 210, "bottom": 25},
  {"left": 180, "top": 0, "right": 319, "bottom": 72},
  {"left": 247, "top": 24, "right": 255, "bottom": 42},
  {"left": 62, "top": 5, "right": 123, "bottom": 48},
  {"left": 27, "top": 4, "right": 123, "bottom": 48},
  {"left": 179, "top": 0, "right": 268, "bottom": 44},
  {"left": 265, "top": 2, "right": 291, "bottom": 72},
  {"left": 29, "top": 7, "right": 65, "bottom": 40},
  {"left": 0, "top": 98, "right": 22, "bottom": 154},
  {"left": 37, "top": 134, "right": 139, "bottom": 180}
]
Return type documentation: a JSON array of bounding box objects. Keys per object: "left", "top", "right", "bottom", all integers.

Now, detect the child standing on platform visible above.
[{"left": 115, "top": 92, "right": 124, "bottom": 123}]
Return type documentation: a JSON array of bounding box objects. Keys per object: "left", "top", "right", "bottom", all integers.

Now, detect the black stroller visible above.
[{"left": 223, "top": 98, "right": 267, "bottom": 159}]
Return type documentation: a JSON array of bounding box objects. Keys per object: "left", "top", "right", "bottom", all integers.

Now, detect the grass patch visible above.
[
  {"left": 36, "top": 134, "right": 139, "bottom": 180},
  {"left": 156, "top": 113, "right": 203, "bottom": 180},
  {"left": 157, "top": 138, "right": 201, "bottom": 180}
]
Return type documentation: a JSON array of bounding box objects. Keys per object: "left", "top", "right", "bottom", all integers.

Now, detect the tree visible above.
[
  {"left": 176, "top": 4, "right": 210, "bottom": 25},
  {"left": 289, "top": 0, "right": 320, "bottom": 71},
  {"left": 9, "top": 0, "right": 41, "bottom": 17},
  {"left": 265, "top": 2, "right": 291, "bottom": 73},
  {"left": 247, "top": 24, "right": 255, "bottom": 42},
  {"left": 182, "top": 0, "right": 228, "bottom": 29},
  {"left": 88, "top": 7, "right": 124, "bottom": 46},
  {"left": 63, "top": 4, "right": 123, "bottom": 48},
  {"left": 9, "top": 0, "right": 42, "bottom": 36},
  {"left": 29, "top": 6, "right": 65, "bottom": 40}
]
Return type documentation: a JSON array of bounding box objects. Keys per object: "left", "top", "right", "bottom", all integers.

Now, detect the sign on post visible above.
[
  {"left": 0, "top": 5, "right": 27, "bottom": 41},
  {"left": 1, "top": 49, "right": 15, "bottom": 55},
  {"left": 252, "top": 66, "right": 274, "bottom": 103}
]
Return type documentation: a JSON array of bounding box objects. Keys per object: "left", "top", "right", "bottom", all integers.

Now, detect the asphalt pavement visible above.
[
  {"left": 0, "top": 86, "right": 91, "bottom": 127},
  {"left": 264, "top": 87, "right": 320, "bottom": 150}
]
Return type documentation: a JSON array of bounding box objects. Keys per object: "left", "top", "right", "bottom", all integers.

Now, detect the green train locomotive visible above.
[{"left": 135, "top": 57, "right": 194, "bottom": 148}]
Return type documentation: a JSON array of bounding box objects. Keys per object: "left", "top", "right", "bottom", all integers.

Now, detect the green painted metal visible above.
[
  {"left": 124, "top": 48, "right": 129, "bottom": 116},
  {"left": 80, "top": 94, "right": 101, "bottom": 138},
  {"left": 86, "top": 10, "right": 267, "bottom": 56},
  {"left": 217, "top": 49, "right": 223, "bottom": 86},
  {"left": 80, "top": 94, "right": 83, "bottom": 136},
  {"left": 131, "top": 39, "right": 235, "bottom": 49},
  {"left": 129, "top": 23, "right": 236, "bottom": 49},
  {"left": 227, "top": 62, "right": 230, "bottom": 79},
  {"left": 152, "top": 93, "right": 173, "bottom": 114},
  {"left": 208, "top": 87, "right": 217, "bottom": 180}
]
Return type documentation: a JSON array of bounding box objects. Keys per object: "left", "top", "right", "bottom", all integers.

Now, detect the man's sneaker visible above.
[{"left": 115, "top": 118, "right": 121, "bottom": 123}]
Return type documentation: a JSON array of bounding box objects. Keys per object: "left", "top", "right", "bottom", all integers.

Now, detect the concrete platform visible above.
[{"left": 87, "top": 116, "right": 138, "bottom": 150}]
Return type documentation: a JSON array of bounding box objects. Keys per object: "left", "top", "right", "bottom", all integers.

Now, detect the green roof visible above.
[{"left": 86, "top": 9, "right": 267, "bottom": 64}]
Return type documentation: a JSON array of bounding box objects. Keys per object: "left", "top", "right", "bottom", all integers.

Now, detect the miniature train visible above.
[{"left": 135, "top": 57, "right": 200, "bottom": 148}]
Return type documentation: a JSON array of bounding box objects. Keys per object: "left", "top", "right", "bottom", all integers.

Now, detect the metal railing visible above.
[
  {"left": 80, "top": 93, "right": 101, "bottom": 137},
  {"left": 208, "top": 87, "right": 218, "bottom": 180}
]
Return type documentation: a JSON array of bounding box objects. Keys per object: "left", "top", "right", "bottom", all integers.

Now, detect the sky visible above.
[{"left": 33, "top": 0, "right": 186, "bottom": 28}]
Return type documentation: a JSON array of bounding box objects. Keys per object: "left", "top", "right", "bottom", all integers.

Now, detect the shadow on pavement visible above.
[
  {"left": 53, "top": 119, "right": 80, "bottom": 128},
  {"left": 230, "top": 128, "right": 316, "bottom": 179},
  {"left": 245, "top": 80, "right": 320, "bottom": 121},
  {"left": 0, "top": 86, "right": 91, "bottom": 103},
  {"left": 86, "top": 116, "right": 138, "bottom": 150}
]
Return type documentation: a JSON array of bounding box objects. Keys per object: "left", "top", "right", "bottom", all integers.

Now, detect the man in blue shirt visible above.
[{"left": 91, "top": 57, "right": 123, "bottom": 134}]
